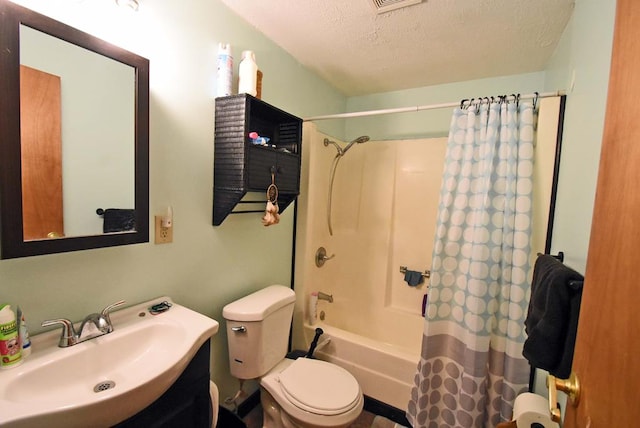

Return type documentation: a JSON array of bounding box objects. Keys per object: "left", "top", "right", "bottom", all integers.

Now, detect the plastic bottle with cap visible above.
[
  {"left": 238, "top": 50, "right": 258, "bottom": 97},
  {"left": 216, "top": 42, "right": 233, "bottom": 97},
  {"left": 0, "top": 304, "right": 22, "bottom": 369},
  {"left": 17, "top": 306, "right": 31, "bottom": 358}
]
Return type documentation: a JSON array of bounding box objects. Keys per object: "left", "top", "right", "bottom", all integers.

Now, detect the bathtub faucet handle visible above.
[
  {"left": 317, "top": 292, "right": 333, "bottom": 303},
  {"left": 315, "top": 247, "right": 335, "bottom": 267}
]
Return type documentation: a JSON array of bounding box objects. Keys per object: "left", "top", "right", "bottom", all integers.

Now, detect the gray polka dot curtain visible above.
[{"left": 407, "top": 99, "right": 535, "bottom": 428}]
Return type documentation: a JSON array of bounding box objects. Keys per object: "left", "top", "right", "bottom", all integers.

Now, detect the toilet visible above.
[{"left": 222, "top": 285, "right": 364, "bottom": 428}]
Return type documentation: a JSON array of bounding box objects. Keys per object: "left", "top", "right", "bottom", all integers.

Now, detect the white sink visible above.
[{"left": 0, "top": 297, "right": 219, "bottom": 428}]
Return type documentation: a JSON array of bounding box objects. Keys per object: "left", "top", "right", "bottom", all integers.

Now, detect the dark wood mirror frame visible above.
[{"left": 0, "top": 0, "right": 149, "bottom": 259}]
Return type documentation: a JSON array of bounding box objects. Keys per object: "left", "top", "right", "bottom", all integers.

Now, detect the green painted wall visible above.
[
  {"left": 1, "top": 0, "right": 345, "bottom": 403},
  {"left": 543, "top": 0, "right": 616, "bottom": 273},
  {"left": 343, "top": 72, "right": 546, "bottom": 141}
]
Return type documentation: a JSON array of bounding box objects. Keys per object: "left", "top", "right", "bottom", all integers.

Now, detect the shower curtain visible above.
[{"left": 407, "top": 99, "right": 535, "bottom": 428}]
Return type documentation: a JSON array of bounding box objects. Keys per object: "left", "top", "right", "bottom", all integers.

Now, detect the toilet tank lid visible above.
[{"left": 222, "top": 285, "right": 295, "bottom": 321}]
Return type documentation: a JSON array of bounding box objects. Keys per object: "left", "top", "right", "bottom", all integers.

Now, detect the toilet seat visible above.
[{"left": 277, "top": 358, "right": 361, "bottom": 415}]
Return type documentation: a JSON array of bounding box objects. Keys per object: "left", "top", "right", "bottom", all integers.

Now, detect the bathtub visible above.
[{"left": 302, "top": 321, "right": 420, "bottom": 410}]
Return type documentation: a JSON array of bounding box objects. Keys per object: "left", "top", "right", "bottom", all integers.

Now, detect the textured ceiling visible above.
[{"left": 219, "top": 0, "right": 575, "bottom": 96}]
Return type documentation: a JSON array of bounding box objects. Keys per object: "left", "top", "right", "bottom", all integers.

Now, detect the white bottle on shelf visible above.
[
  {"left": 238, "top": 50, "right": 258, "bottom": 97},
  {"left": 216, "top": 42, "right": 233, "bottom": 97}
]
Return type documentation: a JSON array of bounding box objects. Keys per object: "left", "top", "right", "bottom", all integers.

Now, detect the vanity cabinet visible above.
[
  {"left": 114, "top": 341, "right": 212, "bottom": 428},
  {"left": 213, "top": 94, "right": 302, "bottom": 225}
]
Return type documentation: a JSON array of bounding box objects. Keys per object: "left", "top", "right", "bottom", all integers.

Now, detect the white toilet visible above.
[{"left": 222, "top": 285, "right": 364, "bottom": 428}]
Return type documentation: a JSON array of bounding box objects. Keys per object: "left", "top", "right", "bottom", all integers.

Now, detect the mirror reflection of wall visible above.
[{"left": 20, "top": 24, "right": 135, "bottom": 238}]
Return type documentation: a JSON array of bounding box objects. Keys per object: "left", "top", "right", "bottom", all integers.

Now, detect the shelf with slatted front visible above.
[{"left": 213, "top": 94, "right": 302, "bottom": 226}]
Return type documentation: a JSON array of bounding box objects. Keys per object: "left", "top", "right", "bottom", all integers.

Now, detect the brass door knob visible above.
[{"left": 547, "top": 371, "right": 581, "bottom": 422}]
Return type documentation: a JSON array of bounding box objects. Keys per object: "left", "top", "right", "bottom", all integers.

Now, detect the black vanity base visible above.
[{"left": 113, "top": 341, "right": 212, "bottom": 428}]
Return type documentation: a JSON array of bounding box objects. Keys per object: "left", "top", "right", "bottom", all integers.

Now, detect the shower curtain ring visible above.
[{"left": 460, "top": 99, "right": 468, "bottom": 109}]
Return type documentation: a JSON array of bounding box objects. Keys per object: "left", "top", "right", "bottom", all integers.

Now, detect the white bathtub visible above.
[{"left": 302, "top": 321, "right": 419, "bottom": 410}]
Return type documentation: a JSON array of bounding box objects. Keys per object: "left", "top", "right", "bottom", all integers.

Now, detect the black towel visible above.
[
  {"left": 101, "top": 209, "right": 136, "bottom": 233},
  {"left": 523, "top": 254, "right": 584, "bottom": 379}
]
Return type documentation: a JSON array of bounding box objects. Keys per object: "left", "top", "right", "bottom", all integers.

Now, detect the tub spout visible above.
[{"left": 318, "top": 292, "right": 333, "bottom": 303}]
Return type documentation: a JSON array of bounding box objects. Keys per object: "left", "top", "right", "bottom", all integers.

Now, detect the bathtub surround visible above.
[
  {"left": 294, "top": 124, "right": 446, "bottom": 408},
  {"left": 407, "top": 100, "right": 536, "bottom": 427}
]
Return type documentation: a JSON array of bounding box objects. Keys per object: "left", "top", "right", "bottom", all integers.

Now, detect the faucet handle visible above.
[
  {"left": 41, "top": 318, "right": 78, "bottom": 347},
  {"left": 101, "top": 300, "right": 126, "bottom": 316},
  {"left": 100, "top": 300, "right": 125, "bottom": 332}
]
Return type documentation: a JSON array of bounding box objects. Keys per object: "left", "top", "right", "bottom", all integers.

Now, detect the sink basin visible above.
[{"left": 0, "top": 297, "right": 219, "bottom": 428}]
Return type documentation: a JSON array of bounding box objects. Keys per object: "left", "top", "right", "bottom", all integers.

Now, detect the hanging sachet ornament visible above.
[{"left": 262, "top": 170, "right": 280, "bottom": 226}]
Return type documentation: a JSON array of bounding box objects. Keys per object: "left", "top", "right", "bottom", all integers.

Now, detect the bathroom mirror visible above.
[{"left": 0, "top": 0, "right": 149, "bottom": 259}]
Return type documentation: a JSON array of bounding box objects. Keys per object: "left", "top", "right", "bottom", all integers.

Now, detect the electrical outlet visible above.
[{"left": 155, "top": 215, "right": 173, "bottom": 244}]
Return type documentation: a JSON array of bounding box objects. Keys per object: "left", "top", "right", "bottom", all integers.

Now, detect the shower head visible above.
[
  {"left": 323, "top": 138, "right": 342, "bottom": 153},
  {"left": 324, "top": 135, "right": 370, "bottom": 235},
  {"left": 323, "top": 136, "right": 370, "bottom": 156},
  {"left": 341, "top": 135, "right": 370, "bottom": 155}
]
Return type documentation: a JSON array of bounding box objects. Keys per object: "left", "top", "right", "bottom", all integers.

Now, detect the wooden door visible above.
[
  {"left": 564, "top": 0, "right": 640, "bottom": 425},
  {"left": 20, "top": 65, "right": 64, "bottom": 240}
]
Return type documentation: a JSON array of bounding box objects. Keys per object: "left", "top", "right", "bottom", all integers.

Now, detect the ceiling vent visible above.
[{"left": 369, "top": 0, "right": 422, "bottom": 14}]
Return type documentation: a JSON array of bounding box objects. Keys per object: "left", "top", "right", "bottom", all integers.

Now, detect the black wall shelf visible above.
[{"left": 213, "top": 94, "right": 302, "bottom": 226}]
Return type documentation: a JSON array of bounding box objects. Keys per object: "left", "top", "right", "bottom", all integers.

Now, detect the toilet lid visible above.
[{"left": 278, "top": 358, "right": 361, "bottom": 415}]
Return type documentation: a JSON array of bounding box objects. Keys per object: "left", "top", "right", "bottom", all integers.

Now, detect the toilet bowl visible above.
[
  {"left": 222, "top": 285, "right": 364, "bottom": 428},
  {"left": 260, "top": 358, "right": 363, "bottom": 428}
]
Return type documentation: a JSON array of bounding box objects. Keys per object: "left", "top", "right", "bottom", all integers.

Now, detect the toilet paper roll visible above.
[{"left": 513, "top": 393, "right": 559, "bottom": 428}]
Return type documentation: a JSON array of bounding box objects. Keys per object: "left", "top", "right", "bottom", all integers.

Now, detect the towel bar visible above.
[
  {"left": 399, "top": 266, "right": 430, "bottom": 278},
  {"left": 537, "top": 251, "right": 564, "bottom": 263},
  {"left": 536, "top": 252, "right": 584, "bottom": 290}
]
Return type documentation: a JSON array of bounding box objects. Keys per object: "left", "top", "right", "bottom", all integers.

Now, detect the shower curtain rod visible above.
[{"left": 303, "top": 90, "right": 565, "bottom": 121}]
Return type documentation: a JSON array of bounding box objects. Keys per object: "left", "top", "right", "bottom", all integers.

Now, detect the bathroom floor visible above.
[{"left": 242, "top": 404, "right": 377, "bottom": 428}]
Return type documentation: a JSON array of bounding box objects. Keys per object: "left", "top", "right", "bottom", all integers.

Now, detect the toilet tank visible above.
[{"left": 222, "top": 285, "right": 296, "bottom": 379}]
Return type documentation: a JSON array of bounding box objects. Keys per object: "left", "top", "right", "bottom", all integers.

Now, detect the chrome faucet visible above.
[
  {"left": 41, "top": 300, "right": 125, "bottom": 348},
  {"left": 317, "top": 292, "right": 333, "bottom": 303}
]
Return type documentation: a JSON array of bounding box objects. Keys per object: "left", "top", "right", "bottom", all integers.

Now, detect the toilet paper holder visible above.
[{"left": 547, "top": 372, "right": 581, "bottom": 423}]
